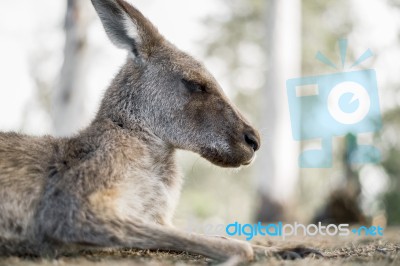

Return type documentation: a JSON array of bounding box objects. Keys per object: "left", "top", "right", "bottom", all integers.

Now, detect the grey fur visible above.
[{"left": 0, "top": 0, "right": 263, "bottom": 262}]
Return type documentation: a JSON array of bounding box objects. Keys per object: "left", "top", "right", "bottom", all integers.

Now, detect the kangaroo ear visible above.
[{"left": 91, "top": 0, "right": 162, "bottom": 59}]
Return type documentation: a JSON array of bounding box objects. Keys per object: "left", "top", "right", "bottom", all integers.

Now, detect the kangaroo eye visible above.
[{"left": 181, "top": 79, "right": 206, "bottom": 93}]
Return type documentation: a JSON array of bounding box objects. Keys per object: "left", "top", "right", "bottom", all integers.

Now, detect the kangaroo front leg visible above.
[
  {"left": 123, "top": 222, "right": 254, "bottom": 262},
  {"left": 38, "top": 210, "right": 253, "bottom": 262},
  {"left": 37, "top": 201, "right": 254, "bottom": 260}
]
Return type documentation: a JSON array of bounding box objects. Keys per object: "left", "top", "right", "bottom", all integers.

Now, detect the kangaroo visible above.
[{"left": 0, "top": 0, "right": 318, "bottom": 262}]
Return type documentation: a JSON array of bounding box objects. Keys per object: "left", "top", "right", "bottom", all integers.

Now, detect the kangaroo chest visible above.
[{"left": 89, "top": 159, "right": 182, "bottom": 225}]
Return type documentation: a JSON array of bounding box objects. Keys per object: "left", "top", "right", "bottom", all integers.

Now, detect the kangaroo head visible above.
[{"left": 92, "top": 0, "right": 260, "bottom": 168}]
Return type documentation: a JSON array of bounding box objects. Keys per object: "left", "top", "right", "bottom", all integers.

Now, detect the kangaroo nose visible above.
[{"left": 244, "top": 130, "right": 260, "bottom": 151}]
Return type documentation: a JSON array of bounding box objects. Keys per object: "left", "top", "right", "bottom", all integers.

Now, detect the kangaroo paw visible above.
[{"left": 276, "top": 246, "right": 323, "bottom": 260}]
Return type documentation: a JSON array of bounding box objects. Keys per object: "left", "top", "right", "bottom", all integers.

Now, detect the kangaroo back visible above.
[{"left": 0, "top": 133, "right": 55, "bottom": 244}]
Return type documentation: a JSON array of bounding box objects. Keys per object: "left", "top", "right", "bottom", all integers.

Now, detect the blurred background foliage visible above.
[{"left": 0, "top": 0, "right": 398, "bottom": 229}]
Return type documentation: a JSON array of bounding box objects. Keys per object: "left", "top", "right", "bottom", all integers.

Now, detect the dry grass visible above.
[
  {"left": 251, "top": 227, "right": 400, "bottom": 266},
  {"left": 0, "top": 228, "right": 399, "bottom": 266}
]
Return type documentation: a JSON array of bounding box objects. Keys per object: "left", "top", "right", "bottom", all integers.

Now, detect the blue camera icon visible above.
[{"left": 287, "top": 69, "right": 382, "bottom": 168}]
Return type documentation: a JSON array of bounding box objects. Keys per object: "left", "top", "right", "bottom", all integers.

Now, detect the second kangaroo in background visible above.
[{"left": 0, "top": 0, "right": 319, "bottom": 262}]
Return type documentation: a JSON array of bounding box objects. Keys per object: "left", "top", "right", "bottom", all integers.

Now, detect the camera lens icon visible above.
[
  {"left": 327, "top": 81, "right": 371, "bottom": 125},
  {"left": 286, "top": 69, "right": 382, "bottom": 168}
]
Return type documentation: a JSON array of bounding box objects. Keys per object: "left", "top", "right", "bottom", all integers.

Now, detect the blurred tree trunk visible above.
[
  {"left": 255, "top": 0, "right": 301, "bottom": 222},
  {"left": 52, "top": 0, "right": 90, "bottom": 136}
]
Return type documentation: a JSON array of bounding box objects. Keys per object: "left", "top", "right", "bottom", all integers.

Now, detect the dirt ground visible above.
[{"left": 0, "top": 228, "right": 399, "bottom": 266}]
